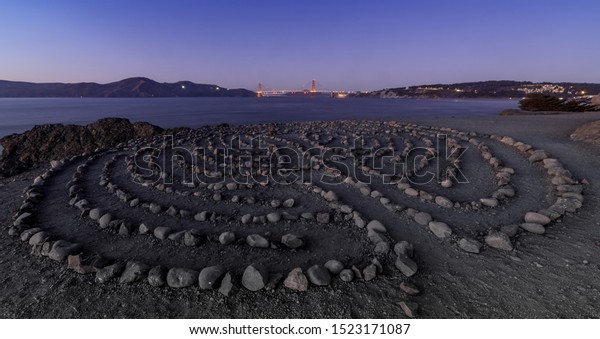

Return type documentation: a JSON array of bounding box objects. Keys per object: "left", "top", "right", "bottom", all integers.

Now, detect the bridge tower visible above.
[
  {"left": 311, "top": 79, "right": 316, "bottom": 95},
  {"left": 257, "top": 83, "right": 263, "bottom": 98}
]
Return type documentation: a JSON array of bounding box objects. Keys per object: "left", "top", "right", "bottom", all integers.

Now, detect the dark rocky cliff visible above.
[{"left": 0, "top": 118, "right": 163, "bottom": 177}]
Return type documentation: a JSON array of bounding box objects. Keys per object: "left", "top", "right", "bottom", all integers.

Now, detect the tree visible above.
[{"left": 519, "top": 93, "right": 586, "bottom": 112}]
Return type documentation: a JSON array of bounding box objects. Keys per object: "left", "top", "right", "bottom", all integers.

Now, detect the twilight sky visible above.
[{"left": 0, "top": 0, "right": 598, "bottom": 91}]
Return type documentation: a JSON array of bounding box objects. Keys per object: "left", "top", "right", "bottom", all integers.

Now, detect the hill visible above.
[
  {"left": 358, "top": 80, "right": 600, "bottom": 99},
  {"left": 0, "top": 77, "right": 255, "bottom": 97}
]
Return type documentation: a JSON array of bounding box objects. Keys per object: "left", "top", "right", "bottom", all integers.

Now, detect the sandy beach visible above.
[{"left": 1, "top": 111, "right": 600, "bottom": 319}]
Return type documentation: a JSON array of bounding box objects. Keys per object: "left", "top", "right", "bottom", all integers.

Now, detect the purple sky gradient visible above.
[{"left": 1, "top": 0, "right": 598, "bottom": 91}]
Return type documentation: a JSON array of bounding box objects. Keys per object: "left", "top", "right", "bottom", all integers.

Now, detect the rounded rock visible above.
[
  {"left": 366, "top": 220, "right": 387, "bottom": 232},
  {"left": 339, "top": 269, "right": 354, "bottom": 282},
  {"left": 306, "top": 265, "right": 331, "bottom": 286},
  {"left": 281, "top": 234, "right": 304, "bottom": 249},
  {"left": 520, "top": 223, "right": 545, "bottom": 234},
  {"left": 324, "top": 259, "right": 344, "bottom": 275},
  {"left": 219, "top": 231, "right": 236, "bottom": 245},
  {"left": 283, "top": 268, "right": 308, "bottom": 291},
  {"left": 246, "top": 234, "right": 269, "bottom": 248},
  {"left": 241, "top": 264, "right": 269, "bottom": 291},
  {"left": 428, "top": 221, "right": 452, "bottom": 238},
  {"left": 167, "top": 268, "right": 199, "bottom": 288},
  {"left": 198, "top": 265, "right": 226, "bottom": 290},
  {"left": 524, "top": 212, "right": 551, "bottom": 225},
  {"left": 485, "top": 230, "right": 513, "bottom": 251},
  {"left": 413, "top": 212, "right": 432, "bottom": 226}
]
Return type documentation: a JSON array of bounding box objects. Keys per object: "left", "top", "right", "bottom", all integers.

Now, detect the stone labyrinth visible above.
[{"left": 9, "top": 120, "right": 584, "bottom": 300}]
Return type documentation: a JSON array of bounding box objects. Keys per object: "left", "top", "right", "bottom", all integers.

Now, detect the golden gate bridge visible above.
[{"left": 256, "top": 80, "right": 348, "bottom": 98}]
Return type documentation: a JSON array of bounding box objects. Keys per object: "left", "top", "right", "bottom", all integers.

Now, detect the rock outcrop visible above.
[
  {"left": 0, "top": 118, "right": 163, "bottom": 177},
  {"left": 570, "top": 120, "right": 600, "bottom": 145}
]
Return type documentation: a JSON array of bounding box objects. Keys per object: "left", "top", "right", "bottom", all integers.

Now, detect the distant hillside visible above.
[
  {"left": 357, "top": 80, "right": 600, "bottom": 99},
  {"left": 0, "top": 77, "right": 256, "bottom": 97}
]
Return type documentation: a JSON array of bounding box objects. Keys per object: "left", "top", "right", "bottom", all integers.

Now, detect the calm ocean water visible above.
[{"left": 0, "top": 97, "right": 517, "bottom": 154}]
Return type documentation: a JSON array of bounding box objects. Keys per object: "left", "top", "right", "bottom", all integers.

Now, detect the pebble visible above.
[
  {"left": 485, "top": 230, "right": 513, "bottom": 251},
  {"left": 400, "top": 281, "right": 421, "bottom": 295},
  {"left": 282, "top": 198, "right": 295, "bottom": 208},
  {"left": 28, "top": 231, "right": 50, "bottom": 246},
  {"left": 316, "top": 212, "right": 330, "bottom": 224},
  {"left": 20, "top": 228, "right": 41, "bottom": 242},
  {"left": 242, "top": 264, "right": 269, "bottom": 291},
  {"left": 183, "top": 231, "right": 202, "bottom": 246},
  {"left": 480, "top": 198, "right": 499, "bottom": 207},
  {"left": 241, "top": 214, "right": 252, "bottom": 224},
  {"left": 354, "top": 216, "right": 366, "bottom": 228},
  {"left": 306, "top": 265, "right": 331, "bottom": 286},
  {"left": 340, "top": 205, "right": 353, "bottom": 214},
  {"left": 520, "top": 223, "right": 545, "bottom": 234},
  {"left": 271, "top": 199, "right": 282, "bottom": 208},
  {"left": 323, "top": 190, "right": 338, "bottom": 202},
  {"left": 394, "top": 241, "right": 414, "bottom": 258},
  {"left": 219, "top": 231, "right": 236, "bottom": 245},
  {"left": 428, "top": 221, "right": 452, "bottom": 238},
  {"left": 351, "top": 265, "right": 363, "bottom": 280},
  {"left": 324, "top": 259, "right": 344, "bottom": 275},
  {"left": 167, "top": 267, "right": 199, "bottom": 288},
  {"left": 524, "top": 212, "right": 551, "bottom": 225},
  {"left": 147, "top": 266, "right": 167, "bottom": 287},
  {"left": 119, "top": 261, "right": 150, "bottom": 284},
  {"left": 435, "top": 196, "right": 453, "bottom": 208},
  {"left": 154, "top": 226, "right": 172, "bottom": 240},
  {"left": 281, "top": 234, "right": 304, "bottom": 249},
  {"left": 219, "top": 272, "right": 235, "bottom": 296},
  {"left": 98, "top": 213, "right": 113, "bottom": 229},
  {"left": 266, "top": 212, "right": 282, "bottom": 223},
  {"left": 414, "top": 212, "right": 432, "bottom": 226},
  {"left": 300, "top": 212, "right": 314, "bottom": 220},
  {"left": 246, "top": 234, "right": 269, "bottom": 248},
  {"left": 165, "top": 206, "right": 178, "bottom": 216},
  {"left": 249, "top": 214, "right": 266, "bottom": 224},
  {"left": 395, "top": 255, "right": 418, "bottom": 277},
  {"left": 528, "top": 150, "right": 550, "bottom": 162},
  {"left": 129, "top": 198, "right": 140, "bottom": 207},
  {"left": 49, "top": 240, "right": 82, "bottom": 262},
  {"left": 67, "top": 253, "right": 107, "bottom": 274},
  {"left": 363, "top": 264, "right": 377, "bottom": 281},
  {"left": 138, "top": 223, "right": 152, "bottom": 235},
  {"left": 198, "top": 265, "right": 226, "bottom": 290},
  {"left": 195, "top": 211, "right": 208, "bottom": 222},
  {"left": 89, "top": 208, "right": 104, "bottom": 220},
  {"left": 500, "top": 224, "right": 519, "bottom": 237},
  {"left": 149, "top": 203, "right": 162, "bottom": 214},
  {"left": 441, "top": 179, "right": 453, "bottom": 188},
  {"left": 167, "top": 231, "right": 186, "bottom": 243},
  {"left": 497, "top": 187, "right": 515, "bottom": 197},
  {"left": 96, "top": 263, "right": 125, "bottom": 284},
  {"left": 283, "top": 268, "right": 309, "bottom": 291},
  {"left": 374, "top": 241, "right": 390, "bottom": 255},
  {"left": 458, "top": 238, "right": 482, "bottom": 254},
  {"left": 399, "top": 301, "right": 418, "bottom": 318},
  {"left": 404, "top": 188, "right": 419, "bottom": 197},
  {"left": 339, "top": 269, "right": 354, "bottom": 282},
  {"left": 366, "top": 220, "right": 387, "bottom": 232}
]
